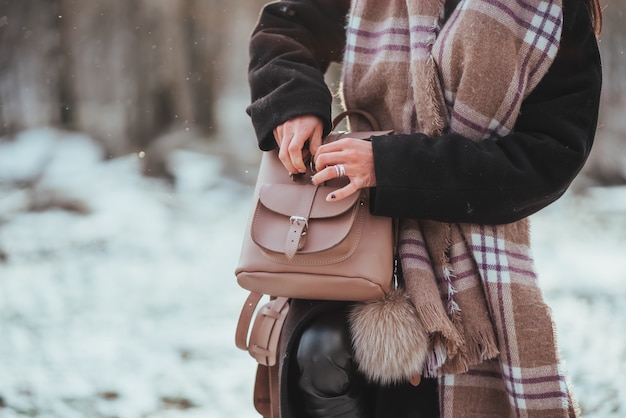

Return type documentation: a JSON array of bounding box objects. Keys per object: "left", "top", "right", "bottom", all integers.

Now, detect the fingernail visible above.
[{"left": 327, "top": 194, "right": 336, "bottom": 201}]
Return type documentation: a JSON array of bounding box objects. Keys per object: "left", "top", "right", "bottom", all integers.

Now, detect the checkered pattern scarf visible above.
[{"left": 342, "top": 0, "right": 580, "bottom": 416}]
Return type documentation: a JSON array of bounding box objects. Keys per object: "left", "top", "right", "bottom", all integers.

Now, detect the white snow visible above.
[{"left": 0, "top": 128, "right": 625, "bottom": 417}]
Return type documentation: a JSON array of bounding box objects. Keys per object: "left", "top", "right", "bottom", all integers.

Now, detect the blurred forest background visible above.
[
  {"left": 1, "top": 0, "right": 624, "bottom": 184},
  {"left": 0, "top": 1, "right": 626, "bottom": 417},
  {"left": 0, "top": 0, "right": 270, "bottom": 182}
]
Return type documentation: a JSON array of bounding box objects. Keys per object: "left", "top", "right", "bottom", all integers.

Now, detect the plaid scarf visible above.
[{"left": 342, "top": 0, "right": 580, "bottom": 416}]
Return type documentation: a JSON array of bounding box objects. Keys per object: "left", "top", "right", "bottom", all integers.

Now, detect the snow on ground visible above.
[
  {"left": 530, "top": 186, "right": 626, "bottom": 417},
  {"left": 0, "top": 128, "right": 624, "bottom": 418}
]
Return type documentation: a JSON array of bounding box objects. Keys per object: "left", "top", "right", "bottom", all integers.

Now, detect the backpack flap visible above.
[{"left": 251, "top": 183, "right": 362, "bottom": 261}]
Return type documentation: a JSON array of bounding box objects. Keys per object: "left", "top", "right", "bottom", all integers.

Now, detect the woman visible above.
[{"left": 246, "top": 0, "right": 602, "bottom": 416}]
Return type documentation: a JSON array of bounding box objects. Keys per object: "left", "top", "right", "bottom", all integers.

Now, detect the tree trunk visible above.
[
  {"left": 0, "top": 0, "right": 226, "bottom": 156},
  {"left": 0, "top": 0, "right": 63, "bottom": 136},
  {"left": 580, "top": 1, "right": 626, "bottom": 185},
  {"left": 2, "top": 0, "right": 625, "bottom": 184}
]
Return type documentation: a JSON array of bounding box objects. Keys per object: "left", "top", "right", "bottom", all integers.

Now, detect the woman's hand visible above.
[
  {"left": 312, "top": 137, "right": 376, "bottom": 201},
  {"left": 273, "top": 115, "right": 324, "bottom": 175}
]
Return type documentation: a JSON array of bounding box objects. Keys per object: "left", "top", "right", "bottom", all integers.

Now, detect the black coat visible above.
[{"left": 247, "top": 0, "right": 602, "bottom": 225}]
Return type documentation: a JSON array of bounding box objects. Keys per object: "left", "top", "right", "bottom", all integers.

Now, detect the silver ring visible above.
[
  {"left": 334, "top": 165, "right": 340, "bottom": 177},
  {"left": 337, "top": 164, "right": 346, "bottom": 177}
]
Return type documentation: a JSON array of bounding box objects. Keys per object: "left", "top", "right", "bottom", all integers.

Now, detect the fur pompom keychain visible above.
[{"left": 348, "top": 287, "right": 429, "bottom": 386}]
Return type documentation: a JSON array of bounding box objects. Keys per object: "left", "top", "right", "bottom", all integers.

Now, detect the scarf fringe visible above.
[
  {"left": 414, "top": 55, "right": 447, "bottom": 137},
  {"left": 412, "top": 301, "right": 462, "bottom": 376},
  {"left": 440, "top": 326, "right": 500, "bottom": 375}
]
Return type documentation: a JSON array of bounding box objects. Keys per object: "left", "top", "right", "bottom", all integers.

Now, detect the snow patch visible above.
[{"left": 0, "top": 127, "right": 624, "bottom": 417}]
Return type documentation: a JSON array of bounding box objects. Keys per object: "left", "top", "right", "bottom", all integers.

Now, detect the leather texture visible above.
[
  {"left": 236, "top": 292, "right": 286, "bottom": 417},
  {"left": 295, "top": 307, "right": 375, "bottom": 417},
  {"left": 254, "top": 363, "right": 279, "bottom": 418},
  {"left": 235, "top": 111, "right": 395, "bottom": 418},
  {"left": 235, "top": 127, "right": 395, "bottom": 302},
  {"left": 236, "top": 292, "right": 289, "bottom": 367}
]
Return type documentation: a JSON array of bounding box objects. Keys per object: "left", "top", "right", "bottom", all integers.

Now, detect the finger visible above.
[
  {"left": 288, "top": 132, "right": 309, "bottom": 173},
  {"left": 273, "top": 125, "right": 285, "bottom": 148},
  {"left": 316, "top": 137, "right": 350, "bottom": 154},
  {"left": 309, "top": 123, "right": 324, "bottom": 157},
  {"left": 314, "top": 139, "right": 353, "bottom": 169},
  {"left": 278, "top": 135, "right": 298, "bottom": 175},
  {"left": 326, "top": 181, "right": 360, "bottom": 202},
  {"left": 311, "top": 165, "right": 339, "bottom": 186},
  {"left": 314, "top": 150, "right": 350, "bottom": 173},
  {"left": 314, "top": 143, "right": 337, "bottom": 168}
]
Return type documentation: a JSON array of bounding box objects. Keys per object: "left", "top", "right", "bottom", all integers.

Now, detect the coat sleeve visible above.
[
  {"left": 246, "top": 0, "right": 350, "bottom": 151},
  {"left": 369, "top": 0, "right": 602, "bottom": 224}
]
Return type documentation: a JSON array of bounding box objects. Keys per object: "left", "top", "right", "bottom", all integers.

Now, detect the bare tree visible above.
[
  {"left": 0, "top": 0, "right": 226, "bottom": 156},
  {"left": 0, "top": 0, "right": 64, "bottom": 134},
  {"left": 581, "top": 0, "right": 626, "bottom": 185},
  {"left": 2, "top": 0, "right": 624, "bottom": 186}
]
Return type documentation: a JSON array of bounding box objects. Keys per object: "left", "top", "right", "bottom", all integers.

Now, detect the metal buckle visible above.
[{"left": 289, "top": 216, "right": 308, "bottom": 236}]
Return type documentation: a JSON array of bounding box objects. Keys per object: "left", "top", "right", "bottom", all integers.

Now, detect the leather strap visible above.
[
  {"left": 254, "top": 365, "right": 270, "bottom": 417},
  {"left": 236, "top": 291, "right": 290, "bottom": 366},
  {"left": 253, "top": 364, "right": 280, "bottom": 418},
  {"left": 269, "top": 363, "right": 279, "bottom": 418},
  {"left": 238, "top": 293, "right": 287, "bottom": 418},
  {"left": 332, "top": 109, "right": 381, "bottom": 131},
  {"left": 284, "top": 185, "right": 319, "bottom": 259},
  {"left": 235, "top": 291, "right": 263, "bottom": 351},
  {"left": 249, "top": 297, "right": 289, "bottom": 366}
]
